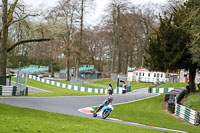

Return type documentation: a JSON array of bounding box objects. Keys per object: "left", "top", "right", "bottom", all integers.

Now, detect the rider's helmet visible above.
[{"left": 108, "top": 97, "right": 113, "bottom": 103}]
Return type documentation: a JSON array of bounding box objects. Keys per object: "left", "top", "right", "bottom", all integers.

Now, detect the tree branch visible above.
[
  {"left": 7, "top": 0, "right": 19, "bottom": 25},
  {"left": 7, "top": 38, "right": 52, "bottom": 53},
  {"left": 7, "top": 14, "right": 38, "bottom": 26}
]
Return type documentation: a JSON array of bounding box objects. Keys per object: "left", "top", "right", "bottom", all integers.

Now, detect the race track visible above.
[{"left": 0, "top": 88, "right": 187, "bottom": 133}]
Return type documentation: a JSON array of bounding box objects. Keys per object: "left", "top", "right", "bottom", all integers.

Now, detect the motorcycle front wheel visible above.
[{"left": 102, "top": 109, "right": 110, "bottom": 119}]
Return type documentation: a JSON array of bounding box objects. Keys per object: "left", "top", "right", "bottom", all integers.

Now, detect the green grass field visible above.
[
  {"left": 111, "top": 95, "right": 200, "bottom": 133},
  {"left": 156, "top": 83, "right": 188, "bottom": 88},
  {"left": 93, "top": 79, "right": 116, "bottom": 85},
  {"left": 29, "top": 78, "right": 153, "bottom": 91},
  {"left": 130, "top": 82, "right": 153, "bottom": 90},
  {"left": 12, "top": 77, "right": 153, "bottom": 96},
  {"left": 12, "top": 78, "right": 101, "bottom": 96},
  {"left": 59, "top": 80, "right": 103, "bottom": 89},
  {"left": 7, "top": 78, "right": 199, "bottom": 133},
  {"left": 184, "top": 93, "right": 200, "bottom": 111},
  {"left": 91, "top": 79, "right": 153, "bottom": 90},
  {"left": 157, "top": 82, "right": 200, "bottom": 91},
  {"left": 0, "top": 103, "right": 169, "bottom": 133},
  {"left": 1, "top": 94, "right": 199, "bottom": 133}
]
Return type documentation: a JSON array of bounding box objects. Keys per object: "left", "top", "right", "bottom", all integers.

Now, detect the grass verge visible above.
[
  {"left": 156, "top": 83, "right": 188, "bottom": 88},
  {"left": 130, "top": 82, "right": 153, "bottom": 90},
  {"left": 47, "top": 79, "right": 153, "bottom": 90},
  {"left": 184, "top": 92, "right": 200, "bottom": 111},
  {"left": 0, "top": 103, "right": 169, "bottom": 133},
  {"left": 59, "top": 80, "right": 103, "bottom": 89},
  {"left": 92, "top": 79, "right": 153, "bottom": 90},
  {"left": 12, "top": 78, "right": 101, "bottom": 96},
  {"left": 157, "top": 83, "right": 200, "bottom": 91},
  {"left": 111, "top": 94, "right": 200, "bottom": 133},
  {"left": 93, "top": 79, "right": 116, "bottom": 86}
]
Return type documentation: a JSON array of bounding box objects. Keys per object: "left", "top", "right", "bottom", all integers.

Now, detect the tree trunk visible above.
[
  {"left": 189, "top": 67, "right": 196, "bottom": 92},
  {"left": 141, "top": 56, "right": 144, "bottom": 69},
  {"left": 124, "top": 52, "right": 129, "bottom": 74},
  {"left": 111, "top": 46, "right": 116, "bottom": 73},
  {"left": 129, "top": 46, "right": 134, "bottom": 67},
  {"left": 75, "top": 56, "right": 80, "bottom": 78},
  {"left": 117, "top": 49, "right": 122, "bottom": 73},
  {"left": 0, "top": 41, "right": 7, "bottom": 76},
  {"left": 51, "top": 58, "right": 54, "bottom": 77},
  {"left": 75, "top": 0, "right": 84, "bottom": 78},
  {"left": 100, "top": 57, "right": 104, "bottom": 72},
  {"left": 0, "top": 0, "right": 8, "bottom": 77},
  {"left": 65, "top": 50, "right": 70, "bottom": 81},
  {"left": 111, "top": 7, "right": 117, "bottom": 73}
]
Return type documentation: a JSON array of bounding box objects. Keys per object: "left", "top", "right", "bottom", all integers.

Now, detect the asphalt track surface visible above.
[{"left": 0, "top": 88, "right": 187, "bottom": 133}]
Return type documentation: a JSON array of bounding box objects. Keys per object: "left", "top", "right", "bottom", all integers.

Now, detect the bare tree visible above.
[
  {"left": 101, "top": 1, "right": 158, "bottom": 74},
  {"left": 0, "top": 0, "right": 51, "bottom": 83},
  {"left": 73, "top": 0, "right": 94, "bottom": 78},
  {"left": 45, "top": 0, "right": 79, "bottom": 80}
]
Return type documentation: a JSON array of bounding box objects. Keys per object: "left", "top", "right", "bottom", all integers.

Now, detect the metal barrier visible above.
[
  {"left": 0, "top": 86, "right": 17, "bottom": 96},
  {"left": 175, "top": 103, "right": 199, "bottom": 125},
  {"left": 149, "top": 87, "right": 200, "bottom": 125}
]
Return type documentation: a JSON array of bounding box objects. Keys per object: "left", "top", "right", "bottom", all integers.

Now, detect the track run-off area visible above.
[{"left": 0, "top": 88, "right": 187, "bottom": 133}]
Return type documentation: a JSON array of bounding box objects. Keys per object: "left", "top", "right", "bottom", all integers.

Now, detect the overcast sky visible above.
[
  {"left": 22, "top": 0, "right": 167, "bottom": 26},
  {"left": 23, "top": 0, "right": 167, "bottom": 7}
]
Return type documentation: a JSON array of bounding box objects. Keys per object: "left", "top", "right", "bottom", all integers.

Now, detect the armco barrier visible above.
[
  {"left": 29, "top": 75, "right": 127, "bottom": 94},
  {"left": 175, "top": 103, "right": 199, "bottom": 125},
  {"left": 149, "top": 87, "right": 200, "bottom": 125},
  {"left": 0, "top": 86, "right": 17, "bottom": 96}
]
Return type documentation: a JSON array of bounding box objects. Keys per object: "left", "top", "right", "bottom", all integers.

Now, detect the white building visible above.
[{"left": 127, "top": 68, "right": 177, "bottom": 83}]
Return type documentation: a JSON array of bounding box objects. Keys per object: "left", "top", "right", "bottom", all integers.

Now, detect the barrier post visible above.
[
  {"left": 168, "top": 99, "right": 175, "bottom": 113},
  {"left": 0, "top": 86, "right": 2, "bottom": 96},
  {"left": 25, "top": 87, "right": 29, "bottom": 96},
  {"left": 148, "top": 87, "right": 152, "bottom": 93},
  {"left": 197, "top": 112, "right": 200, "bottom": 125},
  {"left": 12, "top": 86, "right": 17, "bottom": 96}
]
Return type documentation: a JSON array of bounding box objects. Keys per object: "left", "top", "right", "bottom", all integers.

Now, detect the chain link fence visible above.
[
  {"left": 111, "top": 73, "right": 131, "bottom": 87},
  {"left": 15, "top": 72, "right": 28, "bottom": 96},
  {"left": 70, "top": 77, "right": 82, "bottom": 87},
  {"left": 111, "top": 73, "right": 127, "bottom": 81}
]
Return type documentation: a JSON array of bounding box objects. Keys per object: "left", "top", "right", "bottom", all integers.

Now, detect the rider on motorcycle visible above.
[
  {"left": 107, "top": 83, "right": 113, "bottom": 95},
  {"left": 122, "top": 83, "right": 127, "bottom": 94},
  {"left": 96, "top": 97, "right": 113, "bottom": 112}
]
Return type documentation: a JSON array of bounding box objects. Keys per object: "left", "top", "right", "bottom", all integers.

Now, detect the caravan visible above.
[{"left": 127, "top": 69, "right": 177, "bottom": 83}]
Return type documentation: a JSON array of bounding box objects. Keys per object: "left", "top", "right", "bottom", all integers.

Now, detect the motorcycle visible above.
[
  {"left": 107, "top": 86, "right": 113, "bottom": 95},
  {"left": 122, "top": 88, "right": 126, "bottom": 94},
  {"left": 93, "top": 104, "right": 114, "bottom": 119},
  {"left": 108, "top": 89, "right": 113, "bottom": 95}
]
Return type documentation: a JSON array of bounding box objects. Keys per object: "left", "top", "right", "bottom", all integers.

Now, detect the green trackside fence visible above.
[
  {"left": 0, "top": 86, "right": 17, "bottom": 96},
  {"left": 29, "top": 75, "right": 131, "bottom": 94},
  {"left": 175, "top": 103, "right": 200, "bottom": 125},
  {"left": 148, "top": 87, "right": 175, "bottom": 94}
]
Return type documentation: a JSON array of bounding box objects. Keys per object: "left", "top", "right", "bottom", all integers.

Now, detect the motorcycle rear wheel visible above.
[
  {"left": 93, "top": 108, "right": 98, "bottom": 117},
  {"left": 93, "top": 113, "right": 97, "bottom": 117}
]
